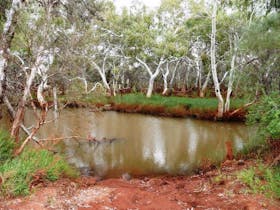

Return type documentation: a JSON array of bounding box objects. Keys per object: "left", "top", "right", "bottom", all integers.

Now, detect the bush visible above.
[
  {"left": 0, "top": 130, "right": 15, "bottom": 163},
  {"left": 246, "top": 92, "right": 280, "bottom": 140},
  {"left": 238, "top": 163, "right": 280, "bottom": 199},
  {"left": 0, "top": 131, "right": 78, "bottom": 197}
]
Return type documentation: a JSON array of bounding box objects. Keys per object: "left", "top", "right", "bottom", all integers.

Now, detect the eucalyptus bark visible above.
[
  {"left": 162, "top": 63, "right": 170, "bottom": 95},
  {"left": 225, "top": 34, "right": 238, "bottom": 112},
  {"left": 53, "top": 86, "right": 58, "bottom": 119},
  {"left": 11, "top": 67, "right": 37, "bottom": 141},
  {"left": 169, "top": 60, "right": 180, "bottom": 90},
  {"left": 195, "top": 57, "right": 202, "bottom": 91},
  {"left": 91, "top": 59, "right": 112, "bottom": 95},
  {"left": 211, "top": 0, "right": 224, "bottom": 118},
  {"left": 199, "top": 70, "right": 211, "bottom": 98},
  {"left": 136, "top": 57, "right": 165, "bottom": 98}
]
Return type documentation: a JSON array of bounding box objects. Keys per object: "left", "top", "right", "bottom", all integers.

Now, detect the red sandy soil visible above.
[{"left": 1, "top": 159, "right": 279, "bottom": 210}]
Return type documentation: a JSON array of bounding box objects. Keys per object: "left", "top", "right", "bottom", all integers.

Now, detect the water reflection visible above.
[{"left": 2, "top": 109, "right": 252, "bottom": 177}]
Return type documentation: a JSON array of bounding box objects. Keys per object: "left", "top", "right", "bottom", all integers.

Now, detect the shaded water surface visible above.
[{"left": 2, "top": 109, "right": 252, "bottom": 177}]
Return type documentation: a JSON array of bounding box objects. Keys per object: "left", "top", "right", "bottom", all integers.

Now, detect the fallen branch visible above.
[
  {"left": 15, "top": 123, "right": 41, "bottom": 156},
  {"left": 38, "top": 135, "right": 85, "bottom": 141},
  {"left": 15, "top": 104, "right": 48, "bottom": 156},
  {"left": 229, "top": 100, "right": 256, "bottom": 116}
]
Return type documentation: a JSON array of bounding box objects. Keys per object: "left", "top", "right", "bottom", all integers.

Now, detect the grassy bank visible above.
[
  {"left": 62, "top": 93, "right": 247, "bottom": 121},
  {"left": 236, "top": 92, "right": 280, "bottom": 199},
  {"left": 0, "top": 130, "right": 78, "bottom": 197}
]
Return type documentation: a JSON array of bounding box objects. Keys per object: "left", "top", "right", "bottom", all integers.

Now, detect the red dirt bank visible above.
[
  {"left": 63, "top": 101, "right": 246, "bottom": 122},
  {"left": 1, "top": 160, "right": 279, "bottom": 210}
]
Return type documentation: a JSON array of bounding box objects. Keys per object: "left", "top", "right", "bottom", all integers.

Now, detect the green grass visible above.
[
  {"left": 0, "top": 130, "right": 78, "bottom": 197},
  {"left": 238, "top": 163, "right": 280, "bottom": 199},
  {"left": 76, "top": 93, "right": 246, "bottom": 111},
  {"left": 0, "top": 130, "right": 15, "bottom": 163}
]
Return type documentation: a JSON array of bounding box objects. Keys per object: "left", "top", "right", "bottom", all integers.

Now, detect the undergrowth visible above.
[
  {"left": 237, "top": 92, "right": 280, "bottom": 199},
  {"left": 238, "top": 163, "right": 280, "bottom": 199},
  {"left": 0, "top": 131, "right": 15, "bottom": 163},
  {"left": 0, "top": 130, "right": 78, "bottom": 197}
]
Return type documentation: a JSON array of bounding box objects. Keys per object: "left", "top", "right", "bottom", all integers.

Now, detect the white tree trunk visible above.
[
  {"left": 211, "top": 0, "right": 224, "bottom": 118},
  {"left": 112, "top": 79, "right": 117, "bottom": 96},
  {"left": 199, "top": 70, "right": 211, "bottom": 98},
  {"left": 36, "top": 48, "right": 54, "bottom": 106},
  {"left": 169, "top": 60, "right": 180, "bottom": 89},
  {"left": 195, "top": 58, "right": 202, "bottom": 90},
  {"left": 87, "top": 82, "right": 103, "bottom": 94},
  {"left": 225, "top": 34, "right": 238, "bottom": 112},
  {"left": 0, "top": 54, "right": 6, "bottom": 100},
  {"left": 146, "top": 78, "right": 154, "bottom": 97},
  {"left": 53, "top": 86, "right": 58, "bottom": 119},
  {"left": 100, "top": 73, "right": 111, "bottom": 92},
  {"left": 136, "top": 57, "right": 165, "bottom": 98},
  {"left": 92, "top": 60, "right": 111, "bottom": 95},
  {"left": 185, "top": 65, "right": 190, "bottom": 89},
  {"left": 162, "top": 63, "right": 170, "bottom": 95}
]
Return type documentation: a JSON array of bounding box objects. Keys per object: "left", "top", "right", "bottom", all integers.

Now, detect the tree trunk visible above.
[
  {"left": 211, "top": 0, "right": 224, "bottom": 118},
  {"left": 195, "top": 57, "right": 202, "bottom": 91},
  {"left": 162, "top": 63, "right": 170, "bottom": 95},
  {"left": 146, "top": 77, "right": 155, "bottom": 98},
  {"left": 92, "top": 60, "right": 112, "bottom": 96},
  {"left": 136, "top": 57, "right": 165, "bottom": 98},
  {"left": 199, "top": 70, "right": 211, "bottom": 98},
  {"left": 100, "top": 73, "right": 111, "bottom": 95},
  {"left": 169, "top": 60, "right": 180, "bottom": 90},
  {"left": 185, "top": 65, "right": 190, "bottom": 89},
  {"left": 11, "top": 67, "right": 37, "bottom": 141},
  {"left": 225, "top": 34, "right": 237, "bottom": 112},
  {"left": 53, "top": 86, "right": 58, "bottom": 119}
]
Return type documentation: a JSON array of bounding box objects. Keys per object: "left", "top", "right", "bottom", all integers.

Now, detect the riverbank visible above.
[
  {"left": 60, "top": 93, "right": 247, "bottom": 121},
  {"left": 1, "top": 158, "right": 279, "bottom": 209}
]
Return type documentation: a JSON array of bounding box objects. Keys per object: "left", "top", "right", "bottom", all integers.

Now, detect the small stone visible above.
[
  {"left": 237, "top": 160, "right": 245, "bottom": 166},
  {"left": 122, "top": 173, "right": 132, "bottom": 181}
]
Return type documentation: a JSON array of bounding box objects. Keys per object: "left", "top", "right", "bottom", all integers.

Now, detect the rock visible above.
[
  {"left": 205, "top": 170, "right": 218, "bottom": 177},
  {"left": 102, "top": 104, "right": 112, "bottom": 111},
  {"left": 237, "top": 160, "right": 245, "bottom": 166},
  {"left": 122, "top": 173, "right": 132, "bottom": 181},
  {"left": 79, "top": 167, "right": 94, "bottom": 176}
]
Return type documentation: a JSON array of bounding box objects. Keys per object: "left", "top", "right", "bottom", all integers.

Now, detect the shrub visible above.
[
  {"left": 238, "top": 163, "right": 280, "bottom": 199},
  {"left": 0, "top": 134, "right": 78, "bottom": 197},
  {"left": 0, "top": 130, "right": 15, "bottom": 163},
  {"left": 246, "top": 92, "right": 280, "bottom": 140}
]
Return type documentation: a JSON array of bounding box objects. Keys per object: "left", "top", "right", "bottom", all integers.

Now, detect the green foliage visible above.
[
  {"left": 0, "top": 140, "right": 78, "bottom": 196},
  {"left": 238, "top": 163, "right": 280, "bottom": 199},
  {"left": 0, "top": 130, "right": 15, "bottom": 163},
  {"left": 242, "top": 13, "right": 280, "bottom": 53},
  {"left": 0, "top": 0, "right": 11, "bottom": 26},
  {"left": 246, "top": 92, "right": 280, "bottom": 140}
]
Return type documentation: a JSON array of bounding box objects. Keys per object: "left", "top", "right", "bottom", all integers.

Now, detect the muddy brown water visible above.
[{"left": 1, "top": 109, "right": 253, "bottom": 178}]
